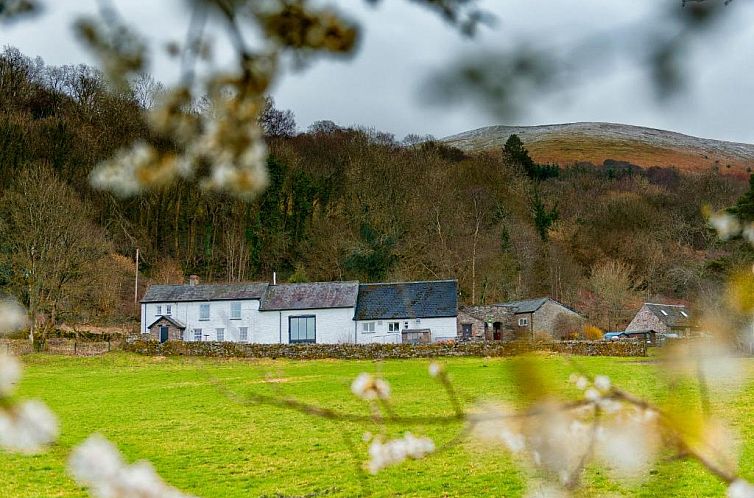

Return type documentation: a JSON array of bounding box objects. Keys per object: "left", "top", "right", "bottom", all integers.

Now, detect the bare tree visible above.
[{"left": 0, "top": 164, "right": 111, "bottom": 343}]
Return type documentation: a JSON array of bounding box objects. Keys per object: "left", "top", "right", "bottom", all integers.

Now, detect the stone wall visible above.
[
  {"left": 124, "top": 338, "right": 647, "bottom": 359},
  {"left": 1, "top": 338, "right": 122, "bottom": 356}
]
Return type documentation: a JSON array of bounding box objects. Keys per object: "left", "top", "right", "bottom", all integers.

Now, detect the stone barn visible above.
[{"left": 457, "top": 305, "right": 514, "bottom": 341}]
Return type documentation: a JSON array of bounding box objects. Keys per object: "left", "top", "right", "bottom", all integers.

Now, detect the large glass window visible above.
[
  {"left": 239, "top": 327, "right": 248, "bottom": 343},
  {"left": 193, "top": 328, "right": 202, "bottom": 341},
  {"left": 289, "top": 316, "right": 316, "bottom": 344},
  {"left": 216, "top": 328, "right": 224, "bottom": 341},
  {"left": 166, "top": 305, "right": 172, "bottom": 316},
  {"left": 155, "top": 305, "right": 162, "bottom": 315},
  {"left": 388, "top": 322, "right": 400, "bottom": 332},
  {"left": 362, "top": 322, "right": 375, "bottom": 333},
  {"left": 199, "top": 304, "right": 210, "bottom": 321},
  {"left": 231, "top": 302, "right": 241, "bottom": 319}
]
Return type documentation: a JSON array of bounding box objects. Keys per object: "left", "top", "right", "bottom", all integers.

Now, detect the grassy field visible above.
[{"left": 3, "top": 352, "right": 754, "bottom": 497}]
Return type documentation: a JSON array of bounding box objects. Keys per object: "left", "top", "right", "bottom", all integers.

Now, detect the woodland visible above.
[{"left": 0, "top": 47, "right": 752, "bottom": 331}]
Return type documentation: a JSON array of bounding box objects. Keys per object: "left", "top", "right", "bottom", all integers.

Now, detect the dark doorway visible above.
[
  {"left": 159, "top": 326, "right": 169, "bottom": 343},
  {"left": 493, "top": 322, "right": 502, "bottom": 341},
  {"left": 461, "top": 324, "right": 472, "bottom": 340}
]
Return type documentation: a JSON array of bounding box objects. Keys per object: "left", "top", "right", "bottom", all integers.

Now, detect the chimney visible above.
[
  {"left": 189, "top": 275, "right": 200, "bottom": 286},
  {"left": 272, "top": 271, "right": 277, "bottom": 286}
]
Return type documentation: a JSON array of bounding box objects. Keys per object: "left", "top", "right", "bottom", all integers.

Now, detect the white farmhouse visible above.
[
  {"left": 354, "top": 280, "right": 458, "bottom": 344},
  {"left": 140, "top": 278, "right": 458, "bottom": 345}
]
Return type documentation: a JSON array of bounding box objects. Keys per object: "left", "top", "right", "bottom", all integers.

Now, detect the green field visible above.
[{"left": 3, "top": 352, "right": 754, "bottom": 497}]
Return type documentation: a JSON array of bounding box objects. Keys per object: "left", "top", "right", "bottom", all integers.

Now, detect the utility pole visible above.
[{"left": 134, "top": 248, "right": 139, "bottom": 304}]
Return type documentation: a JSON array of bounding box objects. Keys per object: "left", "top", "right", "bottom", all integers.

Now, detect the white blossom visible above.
[
  {"left": 367, "top": 432, "right": 435, "bottom": 474},
  {"left": 709, "top": 212, "right": 741, "bottom": 240},
  {"left": 526, "top": 481, "right": 570, "bottom": 498},
  {"left": 428, "top": 362, "right": 443, "bottom": 378},
  {"left": 89, "top": 142, "right": 156, "bottom": 197},
  {"left": 0, "top": 353, "right": 21, "bottom": 397},
  {"left": 594, "top": 410, "right": 660, "bottom": 478},
  {"left": 351, "top": 373, "right": 390, "bottom": 400},
  {"left": 523, "top": 403, "right": 593, "bottom": 484},
  {"left": 0, "top": 299, "right": 28, "bottom": 334},
  {"left": 593, "top": 375, "right": 611, "bottom": 392},
  {"left": 0, "top": 399, "right": 59, "bottom": 453},
  {"left": 69, "top": 434, "right": 194, "bottom": 498},
  {"left": 569, "top": 374, "right": 588, "bottom": 391},
  {"left": 584, "top": 388, "right": 601, "bottom": 402},
  {"left": 728, "top": 479, "right": 754, "bottom": 498},
  {"left": 469, "top": 403, "right": 526, "bottom": 454}
]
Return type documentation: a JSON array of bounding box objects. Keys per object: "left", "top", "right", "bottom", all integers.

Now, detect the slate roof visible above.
[
  {"left": 355, "top": 280, "right": 458, "bottom": 320},
  {"left": 500, "top": 297, "right": 550, "bottom": 314},
  {"left": 146, "top": 315, "right": 186, "bottom": 329},
  {"left": 644, "top": 303, "right": 695, "bottom": 328},
  {"left": 259, "top": 281, "right": 359, "bottom": 311},
  {"left": 460, "top": 305, "right": 512, "bottom": 322},
  {"left": 141, "top": 283, "right": 269, "bottom": 303}
]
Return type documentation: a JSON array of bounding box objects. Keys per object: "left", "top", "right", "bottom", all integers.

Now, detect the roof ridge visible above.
[
  {"left": 270, "top": 280, "right": 360, "bottom": 286},
  {"left": 150, "top": 281, "right": 269, "bottom": 287},
  {"left": 359, "top": 279, "right": 457, "bottom": 286}
]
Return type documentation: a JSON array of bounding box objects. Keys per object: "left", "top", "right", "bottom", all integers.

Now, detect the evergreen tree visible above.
[{"left": 730, "top": 173, "right": 754, "bottom": 221}]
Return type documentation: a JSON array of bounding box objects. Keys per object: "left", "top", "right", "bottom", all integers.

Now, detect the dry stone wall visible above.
[{"left": 124, "top": 339, "right": 647, "bottom": 358}]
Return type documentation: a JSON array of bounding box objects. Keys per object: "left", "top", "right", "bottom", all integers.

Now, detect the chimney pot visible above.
[{"left": 189, "top": 275, "right": 199, "bottom": 286}]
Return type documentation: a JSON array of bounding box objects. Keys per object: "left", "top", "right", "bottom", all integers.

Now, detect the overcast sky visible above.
[{"left": 4, "top": 0, "right": 754, "bottom": 143}]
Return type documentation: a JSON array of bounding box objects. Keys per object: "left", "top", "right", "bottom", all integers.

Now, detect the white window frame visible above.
[
  {"left": 166, "top": 305, "right": 172, "bottom": 316},
  {"left": 216, "top": 328, "right": 224, "bottom": 341},
  {"left": 362, "top": 322, "right": 375, "bottom": 333},
  {"left": 155, "top": 305, "right": 162, "bottom": 315},
  {"left": 230, "top": 302, "right": 242, "bottom": 320},
  {"left": 193, "top": 328, "right": 202, "bottom": 341},
  {"left": 239, "top": 327, "right": 248, "bottom": 343},
  {"left": 518, "top": 317, "right": 529, "bottom": 327},
  {"left": 199, "top": 304, "right": 210, "bottom": 321},
  {"left": 388, "top": 322, "right": 400, "bottom": 332}
]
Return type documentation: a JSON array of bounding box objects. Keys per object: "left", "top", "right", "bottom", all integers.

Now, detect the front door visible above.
[
  {"left": 462, "top": 324, "right": 472, "bottom": 340},
  {"left": 159, "top": 326, "right": 169, "bottom": 343}
]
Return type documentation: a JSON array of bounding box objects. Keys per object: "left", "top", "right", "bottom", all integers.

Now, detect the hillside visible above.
[{"left": 443, "top": 122, "right": 754, "bottom": 174}]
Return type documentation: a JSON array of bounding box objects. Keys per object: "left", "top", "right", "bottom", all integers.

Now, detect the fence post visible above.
[
  {"left": 108, "top": 340, "right": 111, "bottom": 352},
  {"left": 74, "top": 341, "right": 77, "bottom": 355}
]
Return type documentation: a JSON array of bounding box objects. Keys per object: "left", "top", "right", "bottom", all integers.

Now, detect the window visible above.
[
  {"left": 231, "top": 302, "right": 241, "bottom": 320},
  {"left": 518, "top": 317, "right": 529, "bottom": 327},
  {"left": 193, "top": 328, "right": 202, "bottom": 341},
  {"left": 362, "top": 322, "right": 375, "bottom": 333},
  {"left": 289, "top": 316, "right": 316, "bottom": 343},
  {"left": 155, "top": 305, "right": 162, "bottom": 315},
  {"left": 239, "top": 327, "right": 248, "bottom": 343},
  {"left": 166, "top": 305, "right": 172, "bottom": 316},
  {"left": 415, "top": 318, "right": 421, "bottom": 325},
  {"left": 388, "top": 322, "right": 400, "bottom": 332},
  {"left": 216, "top": 328, "right": 224, "bottom": 341},
  {"left": 199, "top": 304, "right": 210, "bottom": 321}
]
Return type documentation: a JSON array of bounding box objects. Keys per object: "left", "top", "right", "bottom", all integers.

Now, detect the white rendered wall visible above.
[
  {"left": 355, "top": 316, "right": 458, "bottom": 343},
  {"left": 141, "top": 300, "right": 261, "bottom": 342}
]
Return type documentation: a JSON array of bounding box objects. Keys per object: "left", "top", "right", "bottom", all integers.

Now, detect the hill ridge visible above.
[{"left": 442, "top": 122, "right": 754, "bottom": 173}]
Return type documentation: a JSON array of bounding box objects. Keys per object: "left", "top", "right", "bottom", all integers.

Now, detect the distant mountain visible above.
[{"left": 442, "top": 122, "right": 754, "bottom": 174}]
